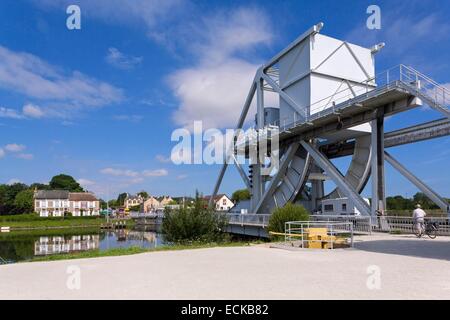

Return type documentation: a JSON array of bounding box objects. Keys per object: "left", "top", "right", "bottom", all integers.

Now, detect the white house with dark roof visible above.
[
  {"left": 204, "top": 194, "right": 234, "bottom": 211},
  {"left": 34, "top": 190, "right": 100, "bottom": 217}
]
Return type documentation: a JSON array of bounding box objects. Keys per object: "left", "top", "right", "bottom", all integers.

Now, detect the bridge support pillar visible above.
[{"left": 371, "top": 110, "right": 386, "bottom": 216}]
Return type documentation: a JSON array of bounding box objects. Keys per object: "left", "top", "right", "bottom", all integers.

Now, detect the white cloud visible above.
[
  {"left": 4, "top": 144, "right": 26, "bottom": 152},
  {"left": 106, "top": 48, "right": 143, "bottom": 70},
  {"left": 346, "top": 11, "right": 450, "bottom": 57},
  {"left": 33, "top": 0, "right": 184, "bottom": 33},
  {"left": 77, "top": 178, "right": 95, "bottom": 187},
  {"left": 177, "top": 174, "right": 188, "bottom": 180},
  {"left": 23, "top": 103, "right": 45, "bottom": 118},
  {"left": 168, "top": 7, "right": 274, "bottom": 130},
  {"left": 0, "top": 148, "right": 4, "bottom": 159},
  {"left": 101, "top": 167, "right": 168, "bottom": 178},
  {"left": 0, "top": 107, "right": 24, "bottom": 119},
  {"left": 113, "top": 114, "right": 144, "bottom": 122},
  {"left": 155, "top": 154, "right": 172, "bottom": 163},
  {"left": 100, "top": 168, "right": 139, "bottom": 177},
  {"left": 142, "top": 169, "right": 168, "bottom": 177},
  {"left": 0, "top": 45, "right": 124, "bottom": 118},
  {"left": 15, "top": 153, "right": 34, "bottom": 160},
  {"left": 7, "top": 178, "right": 22, "bottom": 185}
]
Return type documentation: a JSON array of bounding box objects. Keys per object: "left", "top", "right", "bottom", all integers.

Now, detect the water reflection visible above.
[
  {"left": 0, "top": 226, "right": 165, "bottom": 263},
  {"left": 34, "top": 235, "right": 100, "bottom": 256}
]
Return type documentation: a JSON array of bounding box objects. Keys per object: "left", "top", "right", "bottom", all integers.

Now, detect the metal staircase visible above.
[{"left": 397, "top": 65, "right": 450, "bottom": 119}]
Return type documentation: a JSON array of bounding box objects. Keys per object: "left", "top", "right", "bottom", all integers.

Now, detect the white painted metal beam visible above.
[{"left": 300, "top": 140, "right": 371, "bottom": 216}]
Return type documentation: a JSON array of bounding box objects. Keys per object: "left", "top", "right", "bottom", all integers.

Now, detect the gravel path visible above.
[{"left": 1, "top": 234, "right": 449, "bottom": 299}]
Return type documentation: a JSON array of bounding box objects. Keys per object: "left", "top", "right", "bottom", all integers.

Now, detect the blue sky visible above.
[{"left": 0, "top": 0, "right": 449, "bottom": 200}]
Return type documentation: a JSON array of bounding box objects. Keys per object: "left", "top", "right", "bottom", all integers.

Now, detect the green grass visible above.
[
  {"left": 0, "top": 215, "right": 134, "bottom": 230},
  {"left": 27, "top": 240, "right": 264, "bottom": 263}
]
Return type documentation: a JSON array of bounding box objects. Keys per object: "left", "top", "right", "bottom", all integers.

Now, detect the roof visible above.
[
  {"left": 68, "top": 193, "right": 98, "bottom": 201},
  {"left": 34, "top": 190, "right": 69, "bottom": 200},
  {"left": 126, "top": 194, "right": 143, "bottom": 201},
  {"left": 204, "top": 194, "right": 229, "bottom": 202}
]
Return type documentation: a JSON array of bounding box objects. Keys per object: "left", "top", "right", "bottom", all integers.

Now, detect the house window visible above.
[
  {"left": 342, "top": 204, "right": 347, "bottom": 212},
  {"left": 223, "top": 199, "right": 227, "bottom": 205},
  {"left": 324, "top": 204, "right": 334, "bottom": 212}
]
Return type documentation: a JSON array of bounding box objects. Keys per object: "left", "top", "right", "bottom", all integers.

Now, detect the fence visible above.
[
  {"left": 226, "top": 213, "right": 271, "bottom": 227},
  {"left": 311, "top": 215, "right": 450, "bottom": 236},
  {"left": 310, "top": 215, "right": 372, "bottom": 234},
  {"left": 373, "top": 216, "right": 450, "bottom": 236},
  {"left": 284, "top": 221, "right": 354, "bottom": 249},
  {"left": 270, "top": 64, "right": 450, "bottom": 132}
]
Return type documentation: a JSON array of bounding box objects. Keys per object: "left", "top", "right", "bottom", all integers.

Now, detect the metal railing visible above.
[
  {"left": 130, "top": 212, "right": 165, "bottom": 219},
  {"left": 269, "top": 64, "right": 450, "bottom": 132},
  {"left": 373, "top": 216, "right": 450, "bottom": 236},
  {"left": 311, "top": 215, "right": 450, "bottom": 236},
  {"left": 311, "top": 215, "right": 372, "bottom": 234},
  {"left": 226, "top": 213, "right": 271, "bottom": 227},
  {"left": 285, "top": 221, "right": 354, "bottom": 248}
]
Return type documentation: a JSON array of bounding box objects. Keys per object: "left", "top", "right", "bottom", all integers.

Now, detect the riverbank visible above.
[
  {"left": 29, "top": 241, "right": 264, "bottom": 262},
  {"left": 2, "top": 234, "right": 450, "bottom": 299},
  {"left": 0, "top": 215, "right": 133, "bottom": 230}
]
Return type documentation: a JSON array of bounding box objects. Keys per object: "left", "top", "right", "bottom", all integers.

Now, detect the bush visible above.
[
  {"left": 268, "top": 203, "right": 310, "bottom": 236},
  {"left": 162, "top": 193, "right": 229, "bottom": 243}
]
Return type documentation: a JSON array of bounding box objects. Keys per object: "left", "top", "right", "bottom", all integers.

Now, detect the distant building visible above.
[
  {"left": 204, "top": 194, "right": 234, "bottom": 211},
  {"left": 124, "top": 194, "right": 145, "bottom": 209},
  {"left": 157, "top": 196, "right": 174, "bottom": 207},
  {"left": 69, "top": 192, "right": 101, "bottom": 217},
  {"left": 34, "top": 190, "right": 100, "bottom": 217},
  {"left": 143, "top": 196, "right": 160, "bottom": 213}
]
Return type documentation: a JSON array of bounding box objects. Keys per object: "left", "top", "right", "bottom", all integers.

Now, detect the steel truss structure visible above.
[{"left": 210, "top": 23, "right": 450, "bottom": 217}]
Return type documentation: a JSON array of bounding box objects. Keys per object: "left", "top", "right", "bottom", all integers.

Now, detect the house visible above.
[
  {"left": 34, "top": 190, "right": 100, "bottom": 217},
  {"left": 124, "top": 194, "right": 145, "bottom": 209},
  {"left": 34, "top": 190, "right": 70, "bottom": 217},
  {"left": 69, "top": 192, "right": 101, "bottom": 217},
  {"left": 319, "top": 197, "right": 370, "bottom": 216},
  {"left": 157, "top": 196, "right": 174, "bottom": 207},
  {"left": 204, "top": 194, "right": 234, "bottom": 211},
  {"left": 143, "top": 196, "right": 160, "bottom": 213}
]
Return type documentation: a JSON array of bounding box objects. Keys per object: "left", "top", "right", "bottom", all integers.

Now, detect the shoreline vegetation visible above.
[
  {"left": 0, "top": 214, "right": 133, "bottom": 230},
  {"left": 27, "top": 241, "right": 265, "bottom": 263}
]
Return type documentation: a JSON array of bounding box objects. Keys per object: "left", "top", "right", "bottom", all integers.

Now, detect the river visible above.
[{"left": 0, "top": 225, "right": 166, "bottom": 263}]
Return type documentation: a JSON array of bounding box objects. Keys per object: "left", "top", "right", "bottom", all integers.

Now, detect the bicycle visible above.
[{"left": 413, "top": 220, "right": 438, "bottom": 239}]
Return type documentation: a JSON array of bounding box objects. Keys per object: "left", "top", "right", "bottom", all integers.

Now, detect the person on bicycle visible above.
[{"left": 412, "top": 204, "right": 427, "bottom": 236}]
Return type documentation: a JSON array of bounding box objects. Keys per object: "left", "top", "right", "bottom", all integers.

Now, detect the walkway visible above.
[{"left": 1, "top": 234, "right": 450, "bottom": 299}]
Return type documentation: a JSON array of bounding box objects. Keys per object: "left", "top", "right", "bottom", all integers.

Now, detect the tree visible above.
[
  {"left": 30, "top": 183, "right": 50, "bottom": 191},
  {"left": 413, "top": 192, "right": 438, "bottom": 210},
  {"left": 108, "top": 199, "right": 118, "bottom": 208},
  {"left": 267, "top": 203, "right": 310, "bottom": 237},
  {"left": 99, "top": 199, "right": 107, "bottom": 210},
  {"left": 0, "top": 183, "right": 29, "bottom": 215},
  {"left": 49, "top": 174, "right": 84, "bottom": 192},
  {"left": 13, "top": 190, "right": 34, "bottom": 213},
  {"left": 231, "top": 189, "right": 251, "bottom": 203},
  {"left": 137, "top": 191, "right": 149, "bottom": 199},
  {"left": 162, "top": 191, "right": 229, "bottom": 243}
]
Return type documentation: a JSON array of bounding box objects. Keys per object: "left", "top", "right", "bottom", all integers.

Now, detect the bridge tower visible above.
[{"left": 210, "top": 23, "right": 450, "bottom": 217}]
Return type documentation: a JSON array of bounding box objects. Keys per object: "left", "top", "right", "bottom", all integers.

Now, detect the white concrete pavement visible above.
[{"left": 1, "top": 234, "right": 450, "bottom": 299}]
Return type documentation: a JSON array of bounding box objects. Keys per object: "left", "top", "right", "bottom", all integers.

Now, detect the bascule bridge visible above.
[{"left": 210, "top": 23, "right": 450, "bottom": 219}]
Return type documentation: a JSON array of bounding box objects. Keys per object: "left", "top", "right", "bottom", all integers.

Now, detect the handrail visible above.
[{"left": 266, "top": 64, "right": 449, "bottom": 132}]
